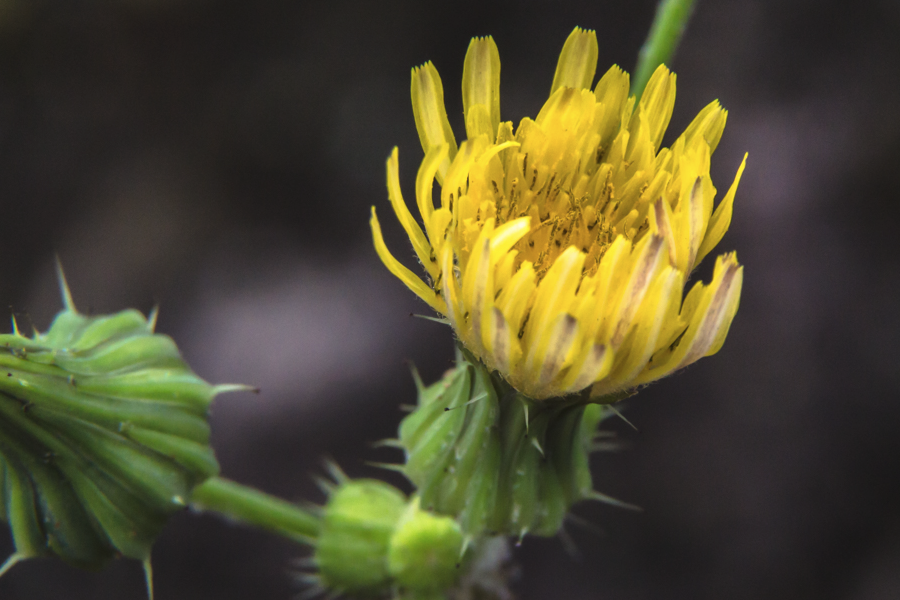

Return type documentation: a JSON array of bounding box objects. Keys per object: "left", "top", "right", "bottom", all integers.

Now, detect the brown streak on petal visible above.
[
  {"left": 653, "top": 198, "right": 676, "bottom": 266},
  {"left": 612, "top": 235, "right": 664, "bottom": 346},
  {"left": 492, "top": 307, "right": 510, "bottom": 371},
  {"left": 679, "top": 261, "right": 739, "bottom": 368},
  {"left": 687, "top": 176, "right": 704, "bottom": 268},
  {"left": 539, "top": 314, "right": 578, "bottom": 388}
]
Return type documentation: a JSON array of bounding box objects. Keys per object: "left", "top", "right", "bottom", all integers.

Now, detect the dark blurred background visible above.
[{"left": 0, "top": 0, "right": 897, "bottom": 598}]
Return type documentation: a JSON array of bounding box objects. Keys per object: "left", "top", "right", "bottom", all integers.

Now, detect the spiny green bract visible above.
[
  {"left": 0, "top": 300, "right": 237, "bottom": 571},
  {"left": 398, "top": 354, "right": 619, "bottom": 540}
]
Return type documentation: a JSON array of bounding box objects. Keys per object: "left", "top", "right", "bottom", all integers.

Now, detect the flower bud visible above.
[
  {"left": 388, "top": 497, "right": 464, "bottom": 593},
  {"left": 399, "top": 354, "right": 615, "bottom": 540},
  {"left": 315, "top": 479, "right": 407, "bottom": 594},
  {"left": 314, "top": 479, "right": 465, "bottom": 599},
  {"left": 0, "top": 286, "right": 243, "bottom": 572}
]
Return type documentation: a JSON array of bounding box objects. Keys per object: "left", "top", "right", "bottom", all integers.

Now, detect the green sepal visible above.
[
  {"left": 0, "top": 297, "right": 234, "bottom": 571},
  {"left": 398, "top": 354, "right": 617, "bottom": 539}
]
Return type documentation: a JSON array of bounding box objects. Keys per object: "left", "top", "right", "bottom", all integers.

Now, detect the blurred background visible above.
[{"left": 0, "top": 0, "right": 897, "bottom": 598}]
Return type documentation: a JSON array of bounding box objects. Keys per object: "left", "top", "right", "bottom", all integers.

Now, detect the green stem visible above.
[
  {"left": 190, "top": 476, "right": 320, "bottom": 543},
  {"left": 632, "top": 0, "right": 698, "bottom": 100}
]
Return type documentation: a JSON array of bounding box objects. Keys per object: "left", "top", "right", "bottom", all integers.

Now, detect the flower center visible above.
[{"left": 479, "top": 87, "right": 650, "bottom": 284}]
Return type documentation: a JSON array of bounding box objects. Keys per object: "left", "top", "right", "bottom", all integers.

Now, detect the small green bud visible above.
[
  {"left": 398, "top": 353, "right": 622, "bottom": 540},
  {"left": 315, "top": 479, "right": 407, "bottom": 594},
  {"left": 388, "top": 497, "right": 464, "bottom": 592},
  {"left": 0, "top": 280, "right": 243, "bottom": 574},
  {"left": 313, "top": 478, "right": 467, "bottom": 599}
]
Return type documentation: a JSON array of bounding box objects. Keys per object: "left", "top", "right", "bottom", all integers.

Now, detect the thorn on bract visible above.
[
  {"left": 55, "top": 257, "right": 77, "bottom": 313},
  {"left": 322, "top": 459, "right": 348, "bottom": 484},
  {"left": 557, "top": 527, "right": 581, "bottom": 560},
  {"left": 212, "top": 384, "right": 258, "bottom": 395},
  {"left": 142, "top": 558, "right": 154, "bottom": 600},
  {"left": 147, "top": 306, "right": 159, "bottom": 332},
  {"left": 607, "top": 403, "right": 638, "bottom": 432},
  {"left": 459, "top": 536, "right": 472, "bottom": 560},
  {"left": 0, "top": 553, "right": 23, "bottom": 578},
  {"left": 364, "top": 461, "right": 406, "bottom": 473},
  {"left": 588, "top": 490, "right": 642, "bottom": 512}
]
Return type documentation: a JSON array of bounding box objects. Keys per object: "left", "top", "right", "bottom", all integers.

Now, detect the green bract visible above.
[
  {"left": 398, "top": 352, "right": 624, "bottom": 539},
  {"left": 0, "top": 288, "right": 239, "bottom": 574}
]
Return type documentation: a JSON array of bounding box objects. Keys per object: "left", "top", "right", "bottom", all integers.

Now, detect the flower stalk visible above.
[
  {"left": 633, "top": 0, "right": 698, "bottom": 100},
  {"left": 190, "top": 477, "right": 321, "bottom": 543}
]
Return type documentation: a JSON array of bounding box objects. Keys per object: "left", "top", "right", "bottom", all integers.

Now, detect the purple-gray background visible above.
[{"left": 0, "top": 0, "right": 898, "bottom": 598}]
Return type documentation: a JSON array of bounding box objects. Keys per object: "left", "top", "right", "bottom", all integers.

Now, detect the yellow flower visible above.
[{"left": 371, "top": 27, "right": 746, "bottom": 401}]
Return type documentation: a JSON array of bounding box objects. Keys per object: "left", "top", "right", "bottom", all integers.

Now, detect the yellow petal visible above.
[
  {"left": 489, "top": 217, "right": 531, "bottom": 264},
  {"left": 632, "top": 64, "right": 676, "bottom": 151},
  {"left": 602, "top": 266, "right": 680, "bottom": 389},
  {"left": 640, "top": 253, "right": 742, "bottom": 380},
  {"left": 692, "top": 255, "right": 743, "bottom": 359},
  {"left": 610, "top": 234, "right": 666, "bottom": 346},
  {"left": 649, "top": 197, "right": 677, "bottom": 267},
  {"left": 442, "top": 140, "right": 478, "bottom": 216},
  {"left": 415, "top": 143, "right": 449, "bottom": 233},
  {"left": 439, "top": 242, "right": 461, "bottom": 328},
  {"left": 489, "top": 306, "right": 512, "bottom": 375},
  {"left": 462, "top": 36, "right": 501, "bottom": 139},
  {"left": 686, "top": 175, "right": 713, "bottom": 272},
  {"left": 494, "top": 249, "right": 518, "bottom": 293},
  {"left": 428, "top": 208, "right": 453, "bottom": 249},
  {"left": 525, "top": 246, "right": 585, "bottom": 349},
  {"left": 585, "top": 235, "right": 631, "bottom": 340},
  {"left": 371, "top": 207, "right": 445, "bottom": 312},
  {"left": 557, "top": 342, "right": 612, "bottom": 396},
  {"left": 411, "top": 62, "right": 458, "bottom": 183},
  {"left": 682, "top": 100, "right": 728, "bottom": 155},
  {"left": 386, "top": 148, "right": 437, "bottom": 279},
  {"left": 550, "top": 27, "right": 598, "bottom": 95},
  {"left": 465, "top": 104, "right": 494, "bottom": 144},
  {"left": 461, "top": 221, "right": 494, "bottom": 351},
  {"left": 593, "top": 64, "right": 630, "bottom": 140},
  {"left": 695, "top": 153, "right": 747, "bottom": 266},
  {"left": 496, "top": 262, "right": 537, "bottom": 338},
  {"left": 528, "top": 313, "right": 579, "bottom": 396}
]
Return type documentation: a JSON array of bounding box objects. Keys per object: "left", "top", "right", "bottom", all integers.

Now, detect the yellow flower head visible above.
[{"left": 372, "top": 27, "right": 746, "bottom": 401}]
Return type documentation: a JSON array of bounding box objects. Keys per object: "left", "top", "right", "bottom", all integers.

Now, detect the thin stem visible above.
[
  {"left": 632, "top": 0, "right": 698, "bottom": 100},
  {"left": 191, "top": 476, "right": 320, "bottom": 543}
]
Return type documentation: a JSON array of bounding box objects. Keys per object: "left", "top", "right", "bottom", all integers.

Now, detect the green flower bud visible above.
[
  {"left": 387, "top": 497, "right": 464, "bottom": 593},
  {"left": 0, "top": 279, "right": 244, "bottom": 575},
  {"left": 313, "top": 477, "right": 466, "bottom": 599},
  {"left": 315, "top": 479, "right": 407, "bottom": 595},
  {"left": 398, "top": 352, "right": 625, "bottom": 540}
]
